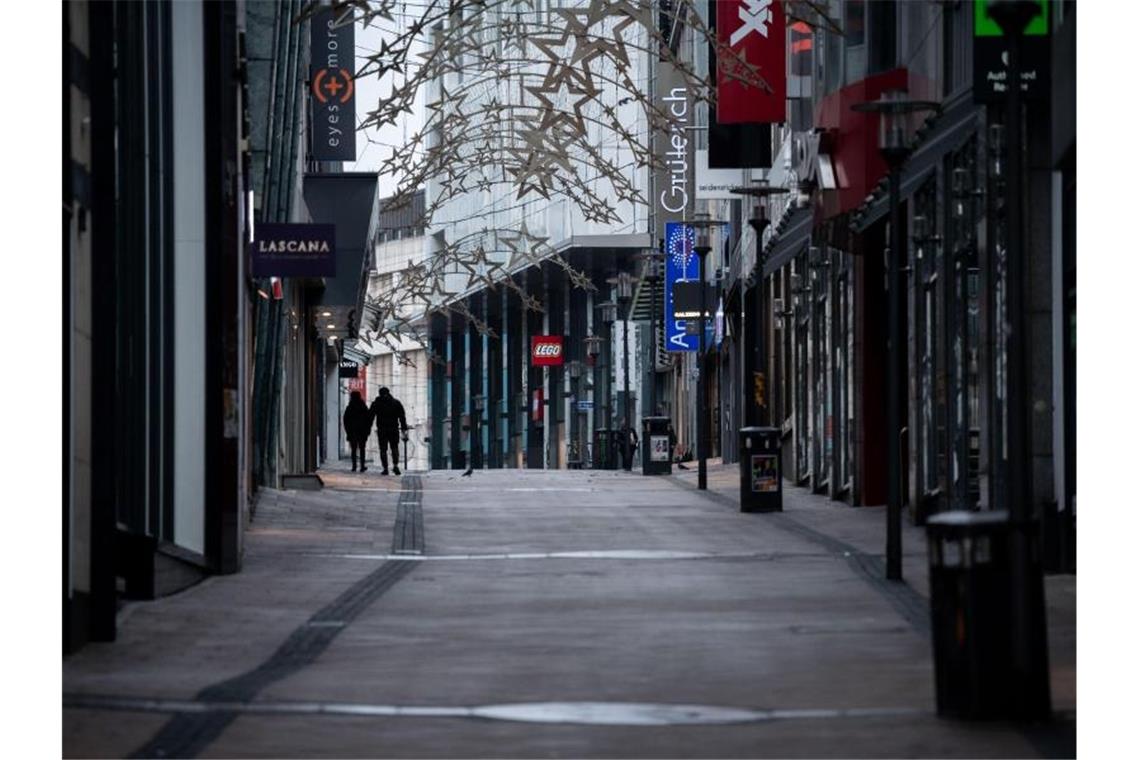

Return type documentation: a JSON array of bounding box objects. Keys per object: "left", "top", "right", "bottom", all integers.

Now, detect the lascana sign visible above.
[
  {"left": 250, "top": 223, "right": 336, "bottom": 277},
  {"left": 531, "top": 336, "right": 564, "bottom": 367}
]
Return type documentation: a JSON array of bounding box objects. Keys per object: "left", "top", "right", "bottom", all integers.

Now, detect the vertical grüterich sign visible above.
[{"left": 310, "top": 8, "right": 356, "bottom": 161}]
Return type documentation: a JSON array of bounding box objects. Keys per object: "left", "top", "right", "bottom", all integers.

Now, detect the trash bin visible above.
[
  {"left": 593, "top": 428, "right": 615, "bottom": 470},
  {"left": 641, "top": 417, "right": 672, "bottom": 476},
  {"left": 739, "top": 427, "right": 782, "bottom": 512},
  {"left": 926, "top": 510, "right": 1014, "bottom": 719}
]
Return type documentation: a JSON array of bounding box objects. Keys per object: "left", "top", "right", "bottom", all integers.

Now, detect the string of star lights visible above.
[{"left": 293, "top": 1, "right": 841, "bottom": 367}]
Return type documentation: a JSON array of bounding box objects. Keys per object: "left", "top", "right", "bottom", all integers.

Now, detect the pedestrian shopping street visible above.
[{"left": 63, "top": 464, "right": 1075, "bottom": 759}]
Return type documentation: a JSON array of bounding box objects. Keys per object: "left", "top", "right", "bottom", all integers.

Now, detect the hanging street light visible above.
[
  {"left": 686, "top": 211, "right": 730, "bottom": 490},
  {"left": 731, "top": 178, "right": 791, "bottom": 428},
  {"left": 852, "top": 90, "right": 939, "bottom": 582}
]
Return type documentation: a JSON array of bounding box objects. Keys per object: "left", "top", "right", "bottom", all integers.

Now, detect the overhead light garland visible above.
[{"left": 294, "top": 0, "right": 785, "bottom": 368}]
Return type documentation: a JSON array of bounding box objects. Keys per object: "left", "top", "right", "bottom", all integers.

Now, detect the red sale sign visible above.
[
  {"left": 716, "top": 0, "right": 786, "bottom": 124},
  {"left": 530, "top": 336, "right": 564, "bottom": 367}
]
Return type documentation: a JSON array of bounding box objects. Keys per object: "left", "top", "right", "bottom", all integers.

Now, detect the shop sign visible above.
[
  {"left": 972, "top": 0, "right": 1050, "bottom": 103},
  {"left": 654, "top": 61, "right": 694, "bottom": 240},
  {"left": 250, "top": 223, "right": 335, "bottom": 277},
  {"left": 751, "top": 454, "right": 779, "bottom": 493},
  {"left": 310, "top": 8, "right": 356, "bottom": 161},
  {"left": 338, "top": 360, "right": 358, "bottom": 379},
  {"left": 531, "top": 336, "right": 564, "bottom": 366},
  {"left": 695, "top": 149, "right": 747, "bottom": 200},
  {"left": 716, "top": 0, "right": 786, "bottom": 124},
  {"left": 531, "top": 388, "right": 544, "bottom": 422},
  {"left": 347, "top": 366, "right": 367, "bottom": 396},
  {"left": 664, "top": 222, "right": 698, "bottom": 352}
]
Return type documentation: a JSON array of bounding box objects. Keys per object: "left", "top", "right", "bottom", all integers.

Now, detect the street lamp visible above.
[
  {"left": 731, "top": 178, "right": 791, "bottom": 427},
  {"left": 583, "top": 334, "right": 604, "bottom": 468},
  {"left": 472, "top": 392, "right": 485, "bottom": 471},
  {"left": 612, "top": 273, "right": 634, "bottom": 470},
  {"left": 853, "top": 90, "right": 939, "bottom": 582},
  {"left": 687, "top": 211, "right": 729, "bottom": 490},
  {"left": 567, "top": 359, "right": 584, "bottom": 467},
  {"left": 986, "top": 0, "right": 1051, "bottom": 721},
  {"left": 597, "top": 300, "right": 618, "bottom": 455}
]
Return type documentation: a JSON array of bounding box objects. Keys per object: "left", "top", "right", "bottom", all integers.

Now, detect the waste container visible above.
[
  {"left": 593, "top": 428, "right": 616, "bottom": 470},
  {"left": 641, "top": 417, "right": 672, "bottom": 476},
  {"left": 926, "top": 510, "right": 1013, "bottom": 718},
  {"left": 739, "top": 427, "right": 782, "bottom": 512}
]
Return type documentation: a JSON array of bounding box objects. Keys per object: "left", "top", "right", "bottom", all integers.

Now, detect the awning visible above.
[
  {"left": 302, "top": 172, "right": 379, "bottom": 307},
  {"left": 849, "top": 91, "right": 981, "bottom": 233},
  {"left": 762, "top": 206, "right": 813, "bottom": 276}
]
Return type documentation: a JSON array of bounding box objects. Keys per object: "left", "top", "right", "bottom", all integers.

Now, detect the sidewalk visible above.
[
  {"left": 63, "top": 460, "right": 1075, "bottom": 758},
  {"left": 667, "top": 460, "right": 1076, "bottom": 709}
]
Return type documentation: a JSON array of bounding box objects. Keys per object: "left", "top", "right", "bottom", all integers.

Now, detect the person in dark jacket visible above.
[
  {"left": 619, "top": 417, "right": 639, "bottom": 471},
  {"left": 370, "top": 386, "right": 409, "bottom": 475},
  {"left": 343, "top": 391, "right": 373, "bottom": 472}
]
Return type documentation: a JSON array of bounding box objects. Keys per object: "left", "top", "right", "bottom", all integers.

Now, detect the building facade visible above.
[
  {"left": 738, "top": 0, "right": 1075, "bottom": 572},
  {"left": 65, "top": 0, "right": 250, "bottom": 652}
]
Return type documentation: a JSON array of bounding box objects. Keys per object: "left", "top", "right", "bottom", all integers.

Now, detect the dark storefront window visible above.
[
  {"left": 792, "top": 258, "right": 811, "bottom": 484},
  {"left": 947, "top": 137, "right": 982, "bottom": 509},
  {"left": 810, "top": 246, "right": 831, "bottom": 492},
  {"left": 913, "top": 177, "right": 942, "bottom": 508},
  {"left": 986, "top": 127, "right": 1009, "bottom": 510},
  {"left": 833, "top": 250, "right": 854, "bottom": 494}
]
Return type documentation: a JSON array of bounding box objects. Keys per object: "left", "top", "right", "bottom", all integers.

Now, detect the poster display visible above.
[
  {"left": 650, "top": 435, "right": 670, "bottom": 463},
  {"left": 751, "top": 454, "right": 779, "bottom": 493}
]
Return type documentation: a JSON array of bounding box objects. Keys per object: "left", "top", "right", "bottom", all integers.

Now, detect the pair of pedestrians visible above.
[{"left": 343, "top": 387, "right": 408, "bottom": 475}]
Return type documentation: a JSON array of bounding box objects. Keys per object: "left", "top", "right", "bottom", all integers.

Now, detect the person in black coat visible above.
[
  {"left": 343, "top": 391, "right": 374, "bottom": 472},
  {"left": 619, "top": 417, "right": 639, "bottom": 471},
  {"left": 369, "top": 386, "right": 409, "bottom": 475}
]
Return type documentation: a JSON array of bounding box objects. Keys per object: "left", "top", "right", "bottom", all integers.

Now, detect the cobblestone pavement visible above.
[{"left": 63, "top": 461, "right": 1075, "bottom": 758}]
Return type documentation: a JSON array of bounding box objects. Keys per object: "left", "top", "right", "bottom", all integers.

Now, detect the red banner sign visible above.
[
  {"left": 530, "top": 336, "right": 564, "bottom": 367},
  {"left": 716, "top": 0, "right": 786, "bottom": 124}
]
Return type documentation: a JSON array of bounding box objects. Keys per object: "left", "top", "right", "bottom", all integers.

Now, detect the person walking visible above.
[
  {"left": 343, "top": 391, "right": 373, "bottom": 472},
  {"left": 620, "top": 417, "right": 639, "bottom": 471},
  {"left": 370, "top": 386, "right": 409, "bottom": 475}
]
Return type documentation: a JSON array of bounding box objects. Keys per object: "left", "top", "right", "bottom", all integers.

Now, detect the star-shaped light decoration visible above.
[
  {"left": 498, "top": 220, "right": 551, "bottom": 272},
  {"left": 458, "top": 244, "right": 506, "bottom": 291}
]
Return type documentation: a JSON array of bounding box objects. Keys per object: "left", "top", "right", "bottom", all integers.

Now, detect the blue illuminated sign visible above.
[{"left": 664, "top": 222, "right": 698, "bottom": 352}]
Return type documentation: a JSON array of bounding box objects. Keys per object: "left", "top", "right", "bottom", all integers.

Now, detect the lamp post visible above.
[
  {"left": 583, "top": 334, "right": 603, "bottom": 467},
  {"left": 853, "top": 90, "right": 939, "bottom": 581},
  {"left": 567, "top": 359, "right": 583, "bottom": 467},
  {"left": 986, "top": 0, "right": 1051, "bottom": 720},
  {"left": 472, "top": 393, "right": 485, "bottom": 471},
  {"left": 687, "top": 211, "right": 729, "bottom": 490},
  {"left": 731, "top": 178, "right": 791, "bottom": 428},
  {"left": 612, "top": 273, "right": 634, "bottom": 470},
  {"left": 598, "top": 300, "right": 618, "bottom": 465}
]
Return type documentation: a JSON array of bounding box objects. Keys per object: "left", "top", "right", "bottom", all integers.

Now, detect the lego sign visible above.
[{"left": 531, "top": 336, "right": 564, "bottom": 367}]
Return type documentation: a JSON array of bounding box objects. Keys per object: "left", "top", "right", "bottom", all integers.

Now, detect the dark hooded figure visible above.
[
  {"left": 369, "top": 387, "right": 409, "bottom": 475},
  {"left": 343, "top": 391, "right": 374, "bottom": 472}
]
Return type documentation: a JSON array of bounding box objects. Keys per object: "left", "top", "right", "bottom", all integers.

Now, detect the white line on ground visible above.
[{"left": 63, "top": 695, "right": 926, "bottom": 726}]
